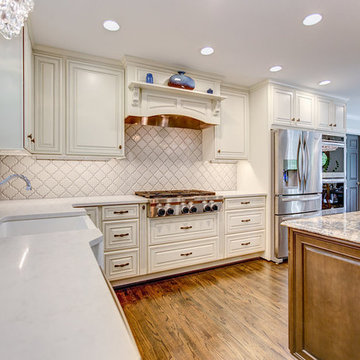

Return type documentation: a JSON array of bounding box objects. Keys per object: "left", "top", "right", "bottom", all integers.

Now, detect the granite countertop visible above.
[{"left": 282, "top": 211, "right": 360, "bottom": 244}]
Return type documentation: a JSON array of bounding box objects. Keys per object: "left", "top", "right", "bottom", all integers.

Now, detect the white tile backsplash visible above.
[{"left": 0, "top": 125, "right": 237, "bottom": 200}]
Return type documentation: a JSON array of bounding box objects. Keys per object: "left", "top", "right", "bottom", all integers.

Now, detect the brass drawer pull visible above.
[
  {"left": 241, "top": 219, "right": 251, "bottom": 223},
  {"left": 180, "top": 252, "right": 193, "bottom": 257},
  {"left": 180, "top": 226, "right": 193, "bottom": 230},
  {"left": 113, "top": 210, "right": 129, "bottom": 215},
  {"left": 241, "top": 201, "right": 250, "bottom": 205},
  {"left": 241, "top": 242, "right": 251, "bottom": 246},
  {"left": 114, "top": 262, "right": 129, "bottom": 268},
  {"left": 114, "top": 233, "right": 129, "bottom": 238}
]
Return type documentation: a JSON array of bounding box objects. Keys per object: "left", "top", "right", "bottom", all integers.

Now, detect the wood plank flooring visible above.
[{"left": 116, "top": 259, "right": 294, "bottom": 360}]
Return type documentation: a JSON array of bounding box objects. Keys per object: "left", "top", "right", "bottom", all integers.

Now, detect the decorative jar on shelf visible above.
[{"left": 168, "top": 71, "right": 195, "bottom": 90}]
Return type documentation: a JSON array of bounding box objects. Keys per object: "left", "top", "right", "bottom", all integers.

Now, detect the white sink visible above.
[{"left": 0, "top": 215, "right": 95, "bottom": 238}]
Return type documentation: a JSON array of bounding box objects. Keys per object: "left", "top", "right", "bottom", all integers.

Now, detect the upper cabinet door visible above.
[
  {"left": 67, "top": 61, "right": 124, "bottom": 157},
  {"left": 295, "top": 91, "right": 314, "bottom": 128},
  {"left": 33, "top": 54, "right": 63, "bottom": 154},
  {"left": 215, "top": 89, "right": 248, "bottom": 159},
  {"left": 272, "top": 86, "right": 295, "bottom": 126},
  {"left": 316, "top": 96, "right": 333, "bottom": 130},
  {"left": 334, "top": 102, "right": 346, "bottom": 132}
]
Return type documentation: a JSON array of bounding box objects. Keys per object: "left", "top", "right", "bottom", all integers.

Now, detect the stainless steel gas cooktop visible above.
[{"left": 135, "top": 190, "right": 223, "bottom": 217}]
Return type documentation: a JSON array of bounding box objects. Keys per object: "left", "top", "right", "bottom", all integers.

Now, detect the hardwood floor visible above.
[{"left": 116, "top": 259, "right": 294, "bottom": 360}]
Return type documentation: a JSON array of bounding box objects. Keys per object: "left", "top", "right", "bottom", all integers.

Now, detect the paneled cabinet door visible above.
[
  {"left": 272, "top": 86, "right": 295, "bottom": 126},
  {"left": 334, "top": 102, "right": 346, "bottom": 132},
  {"left": 67, "top": 61, "right": 124, "bottom": 156},
  {"left": 316, "top": 96, "right": 333, "bottom": 130},
  {"left": 295, "top": 91, "right": 314, "bottom": 128},
  {"left": 33, "top": 55, "right": 63, "bottom": 154},
  {"left": 215, "top": 88, "right": 248, "bottom": 159}
]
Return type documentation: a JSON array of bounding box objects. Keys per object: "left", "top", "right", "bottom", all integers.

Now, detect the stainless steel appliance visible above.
[
  {"left": 135, "top": 190, "right": 223, "bottom": 217},
  {"left": 322, "top": 179, "right": 345, "bottom": 215},
  {"left": 322, "top": 134, "right": 345, "bottom": 179},
  {"left": 273, "top": 129, "right": 322, "bottom": 259}
]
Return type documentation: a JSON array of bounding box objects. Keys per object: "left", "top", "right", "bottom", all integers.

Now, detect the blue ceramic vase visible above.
[{"left": 168, "top": 71, "right": 195, "bottom": 90}]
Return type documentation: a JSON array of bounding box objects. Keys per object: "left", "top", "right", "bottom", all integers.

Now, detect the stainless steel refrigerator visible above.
[{"left": 273, "top": 129, "right": 322, "bottom": 259}]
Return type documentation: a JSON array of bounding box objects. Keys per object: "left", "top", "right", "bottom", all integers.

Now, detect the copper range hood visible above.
[{"left": 125, "top": 114, "right": 213, "bottom": 130}]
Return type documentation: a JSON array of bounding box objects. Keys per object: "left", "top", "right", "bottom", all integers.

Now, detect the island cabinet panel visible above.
[{"left": 289, "top": 230, "right": 360, "bottom": 360}]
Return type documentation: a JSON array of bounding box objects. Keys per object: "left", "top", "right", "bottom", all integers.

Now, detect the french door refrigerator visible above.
[{"left": 273, "top": 129, "right": 322, "bottom": 259}]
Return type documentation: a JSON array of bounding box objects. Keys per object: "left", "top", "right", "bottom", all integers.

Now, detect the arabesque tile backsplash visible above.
[{"left": 0, "top": 125, "right": 237, "bottom": 200}]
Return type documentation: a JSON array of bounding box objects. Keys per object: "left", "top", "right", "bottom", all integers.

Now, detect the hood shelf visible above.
[{"left": 128, "top": 81, "right": 226, "bottom": 102}]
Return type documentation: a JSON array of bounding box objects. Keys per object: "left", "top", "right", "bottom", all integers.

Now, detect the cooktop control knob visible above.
[
  {"left": 166, "top": 207, "right": 174, "bottom": 215},
  {"left": 190, "top": 206, "right": 197, "bottom": 213},
  {"left": 181, "top": 206, "right": 190, "bottom": 214},
  {"left": 211, "top": 203, "right": 219, "bottom": 211},
  {"left": 204, "top": 203, "right": 212, "bottom": 212},
  {"left": 157, "top": 208, "right": 166, "bottom": 216}
]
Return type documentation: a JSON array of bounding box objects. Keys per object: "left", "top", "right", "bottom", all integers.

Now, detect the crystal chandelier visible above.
[{"left": 0, "top": 0, "right": 34, "bottom": 40}]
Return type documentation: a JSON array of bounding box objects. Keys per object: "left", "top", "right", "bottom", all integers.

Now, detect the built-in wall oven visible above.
[
  {"left": 322, "top": 179, "right": 345, "bottom": 214},
  {"left": 322, "top": 134, "right": 345, "bottom": 179}
]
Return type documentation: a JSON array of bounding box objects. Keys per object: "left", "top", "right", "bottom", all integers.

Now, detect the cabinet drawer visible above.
[
  {"left": 225, "top": 196, "right": 265, "bottom": 210},
  {"left": 84, "top": 206, "right": 99, "bottom": 228},
  {"left": 225, "top": 208, "right": 265, "bottom": 234},
  {"left": 149, "top": 214, "right": 218, "bottom": 245},
  {"left": 149, "top": 237, "right": 219, "bottom": 273},
  {"left": 102, "top": 204, "right": 139, "bottom": 220},
  {"left": 104, "top": 249, "right": 139, "bottom": 280},
  {"left": 225, "top": 231, "right": 265, "bottom": 257},
  {"left": 103, "top": 219, "right": 139, "bottom": 251}
]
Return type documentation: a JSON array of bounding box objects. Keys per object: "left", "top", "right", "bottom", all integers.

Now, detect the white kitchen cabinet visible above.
[
  {"left": 67, "top": 61, "right": 124, "bottom": 157},
  {"left": 316, "top": 96, "right": 346, "bottom": 133},
  {"left": 272, "top": 86, "right": 314, "bottom": 129},
  {"left": 202, "top": 86, "right": 249, "bottom": 160},
  {"left": 32, "top": 54, "right": 64, "bottom": 154}
]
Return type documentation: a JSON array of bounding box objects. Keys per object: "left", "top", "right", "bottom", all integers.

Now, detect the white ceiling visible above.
[{"left": 29, "top": 0, "right": 360, "bottom": 120}]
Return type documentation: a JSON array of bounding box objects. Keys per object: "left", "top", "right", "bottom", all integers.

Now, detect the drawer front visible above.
[
  {"left": 104, "top": 249, "right": 139, "bottom": 280},
  {"left": 149, "top": 237, "right": 219, "bottom": 273},
  {"left": 84, "top": 207, "right": 99, "bottom": 228},
  {"left": 225, "top": 196, "right": 266, "bottom": 210},
  {"left": 102, "top": 204, "right": 139, "bottom": 220},
  {"left": 225, "top": 231, "right": 265, "bottom": 257},
  {"left": 225, "top": 208, "right": 265, "bottom": 234},
  {"left": 103, "top": 219, "right": 139, "bottom": 251},
  {"left": 149, "top": 214, "right": 218, "bottom": 245}
]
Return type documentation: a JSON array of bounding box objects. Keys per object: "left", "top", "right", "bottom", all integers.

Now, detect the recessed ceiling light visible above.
[
  {"left": 319, "top": 80, "right": 331, "bottom": 86},
  {"left": 103, "top": 20, "right": 120, "bottom": 32},
  {"left": 303, "top": 13, "right": 322, "bottom": 26},
  {"left": 201, "top": 47, "right": 214, "bottom": 56},
  {"left": 269, "top": 65, "right": 282, "bottom": 72}
]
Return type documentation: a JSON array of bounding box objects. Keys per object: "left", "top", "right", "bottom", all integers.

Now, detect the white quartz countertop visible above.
[
  {"left": 0, "top": 195, "right": 147, "bottom": 222},
  {"left": 282, "top": 211, "right": 360, "bottom": 245},
  {"left": 216, "top": 191, "right": 267, "bottom": 198},
  {"left": 0, "top": 228, "right": 140, "bottom": 360}
]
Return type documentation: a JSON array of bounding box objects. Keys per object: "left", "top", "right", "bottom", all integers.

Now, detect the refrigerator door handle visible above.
[
  {"left": 297, "top": 136, "right": 302, "bottom": 191},
  {"left": 303, "top": 139, "right": 310, "bottom": 188},
  {"left": 279, "top": 194, "right": 322, "bottom": 202}
]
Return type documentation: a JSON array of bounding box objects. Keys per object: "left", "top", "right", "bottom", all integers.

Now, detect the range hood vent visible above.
[
  {"left": 125, "top": 114, "right": 213, "bottom": 130},
  {"left": 123, "top": 57, "right": 225, "bottom": 130}
]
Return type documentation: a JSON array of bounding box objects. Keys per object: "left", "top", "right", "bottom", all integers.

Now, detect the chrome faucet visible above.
[{"left": 0, "top": 174, "right": 32, "bottom": 191}]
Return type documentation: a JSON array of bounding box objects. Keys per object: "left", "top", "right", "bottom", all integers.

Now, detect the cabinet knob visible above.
[
  {"left": 291, "top": 118, "right": 296, "bottom": 122},
  {"left": 217, "top": 149, "right": 221, "bottom": 153},
  {"left": 27, "top": 134, "right": 35, "bottom": 143},
  {"left": 333, "top": 123, "right": 337, "bottom": 127},
  {"left": 329, "top": 124, "right": 333, "bottom": 127},
  {"left": 296, "top": 118, "right": 300, "bottom": 122},
  {"left": 118, "top": 145, "right": 122, "bottom": 150}
]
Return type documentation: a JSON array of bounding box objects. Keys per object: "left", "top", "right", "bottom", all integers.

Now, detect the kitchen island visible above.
[{"left": 283, "top": 212, "right": 360, "bottom": 360}]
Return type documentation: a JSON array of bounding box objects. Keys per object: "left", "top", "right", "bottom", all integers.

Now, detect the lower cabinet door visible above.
[
  {"left": 149, "top": 237, "right": 219, "bottom": 273},
  {"left": 225, "top": 231, "right": 265, "bottom": 257},
  {"left": 104, "top": 249, "right": 139, "bottom": 280}
]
